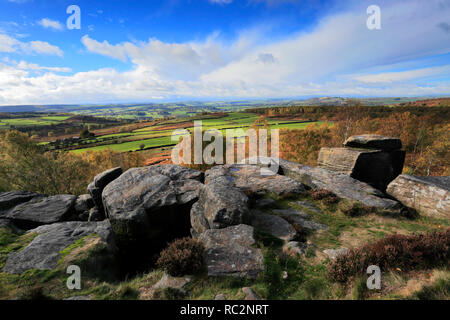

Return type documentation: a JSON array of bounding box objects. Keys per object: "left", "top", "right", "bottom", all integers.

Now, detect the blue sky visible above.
[{"left": 0, "top": 0, "right": 449, "bottom": 105}]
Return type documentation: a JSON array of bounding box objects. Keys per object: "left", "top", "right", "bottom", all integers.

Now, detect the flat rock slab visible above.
[
  {"left": 2, "top": 195, "right": 77, "bottom": 229},
  {"left": 387, "top": 175, "right": 450, "bottom": 218},
  {"left": 198, "top": 224, "right": 264, "bottom": 278},
  {"left": 250, "top": 210, "right": 298, "bottom": 241},
  {"left": 344, "top": 134, "right": 402, "bottom": 150},
  {"left": 0, "top": 191, "right": 43, "bottom": 211},
  {"left": 273, "top": 208, "right": 327, "bottom": 232},
  {"left": 2, "top": 221, "right": 115, "bottom": 274},
  {"left": 277, "top": 159, "right": 402, "bottom": 213},
  {"left": 206, "top": 164, "right": 306, "bottom": 196}
]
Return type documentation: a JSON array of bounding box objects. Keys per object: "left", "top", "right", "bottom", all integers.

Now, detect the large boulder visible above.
[
  {"left": 344, "top": 134, "right": 402, "bottom": 150},
  {"left": 1, "top": 195, "right": 77, "bottom": 229},
  {"left": 102, "top": 165, "right": 203, "bottom": 251},
  {"left": 190, "top": 178, "right": 250, "bottom": 237},
  {"left": 250, "top": 210, "right": 298, "bottom": 241},
  {"left": 387, "top": 175, "right": 450, "bottom": 218},
  {"left": 88, "top": 167, "right": 123, "bottom": 214},
  {"left": 198, "top": 224, "right": 264, "bottom": 278},
  {"left": 205, "top": 164, "right": 306, "bottom": 196},
  {"left": 2, "top": 221, "right": 116, "bottom": 275},
  {"left": 0, "top": 191, "right": 42, "bottom": 211},
  {"left": 318, "top": 146, "right": 405, "bottom": 191}
]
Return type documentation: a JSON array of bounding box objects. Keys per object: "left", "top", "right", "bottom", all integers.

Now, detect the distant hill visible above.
[
  {"left": 0, "top": 96, "right": 448, "bottom": 115},
  {"left": 397, "top": 98, "right": 450, "bottom": 107}
]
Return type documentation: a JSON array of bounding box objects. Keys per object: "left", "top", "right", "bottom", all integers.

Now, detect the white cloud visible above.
[
  {"left": 351, "top": 65, "right": 450, "bottom": 83},
  {"left": 38, "top": 18, "right": 64, "bottom": 31},
  {"left": 81, "top": 35, "right": 127, "bottom": 61},
  {"left": 81, "top": 31, "right": 256, "bottom": 80},
  {"left": 16, "top": 61, "right": 71, "bottom": 73},
  {"left": 26, "top": 41, "right": 63, "bottom": 56},
  {"left": 0, "top": 34, "right": 19, "bottom": 52},
  {"left": 0, "top": 0, "right": 449, "bottom": 105},
  {"left": 0, "top": 33, "right": 63, "bottom": 56}
]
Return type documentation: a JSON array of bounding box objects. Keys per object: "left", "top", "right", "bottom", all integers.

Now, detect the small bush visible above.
[
  {"left": 156, "top": 237, "right": 204, "bottom": 277},
  {"left": 328, "top": 228, "right": 450, "bottom": 283},
  {"left": 308, "top": 189, "right": 339, "bottom": 204}
]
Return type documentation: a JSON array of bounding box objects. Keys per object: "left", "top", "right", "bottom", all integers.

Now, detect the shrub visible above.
[
  {"left": 328, "top": 229, "right": 450, "bottom": 283},
  {"left": 156, "top": 237, "right": 204, "bottom": 277},
  {"left": 308, "top": 189, "right": 339, "bottom": 204}
]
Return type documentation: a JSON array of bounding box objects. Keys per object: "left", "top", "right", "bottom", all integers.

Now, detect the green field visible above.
[
  {"left": 0, "top": 114, "right": 75, "bottom": 128},
  {"left": 70, "top": 112, "right": 329, "bottom": 153}
]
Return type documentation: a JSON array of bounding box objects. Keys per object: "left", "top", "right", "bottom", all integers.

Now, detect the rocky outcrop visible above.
[
  {"left": 191, "top": 164, "right": 305, "bottom": 236},
  {"left": 0, "top": 191, "right": 42, "bottom": 211},
  {"left": 198, "top": 224, "right": 264, "bottom": 278},
  {"left": 190, "top": 178, "right": 250, "bottom": 236},
  {"left": 344, "top": 134, "right": 402, "bottom": 150},
  {"left": 250, "top": 210, "right": 298, "bottom": 241},
  {"left": 318, "top": 135, "right": 405, "bottom": 190},
  {"left": 387, "top": 175, "right": 450, "bottom": 218},
  {"left": 1, "top": 195, "right": 77, "bottom": 229},
  {"left": 206, "top": 164, "right": 306, "bottom": 196},
  {"left": 2, "top": 221, "right": 116, "bottom": 274},
  {"left": 2, "top": 152, "right": 447, "bottom": 286},
  {"left": 272, "top": 158, "right": 402, "bottom": 213},
  {"left": 88, "top": 167, "right": 123, "bottom": 215},
  {"left": 102, "top": 165, "right": 203, "bottom": 250}
]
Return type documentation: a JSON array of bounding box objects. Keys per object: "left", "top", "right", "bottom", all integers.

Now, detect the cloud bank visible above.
[{"left": 0, "top": 0, "right": 449, "bottom": 105}]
